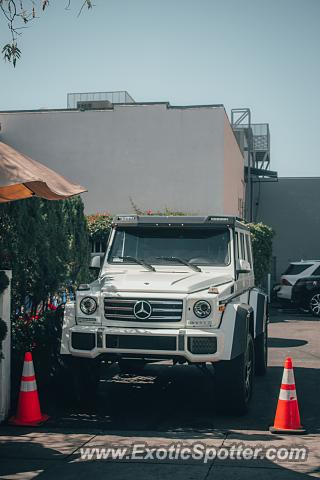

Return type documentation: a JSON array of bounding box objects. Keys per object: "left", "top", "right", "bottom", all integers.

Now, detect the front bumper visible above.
[{"left": 68, "top": 326, "right": 224, "bottom": 363}]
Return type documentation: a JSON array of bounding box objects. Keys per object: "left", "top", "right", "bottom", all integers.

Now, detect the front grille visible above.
[
  {"left": 104, "top": 298, "right": 183, "bottom": 322},
  {"left": 71, "top": 332, "right": 96, "bottom": 351},
  {"left": 187, "top": 337, "right": 217, "bottom": 355},
  {"left": 106, "top": 334, "right": 176, "bottom": 351}
]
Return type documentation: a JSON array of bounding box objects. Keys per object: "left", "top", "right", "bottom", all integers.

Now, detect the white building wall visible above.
[
  {"left": 0, "top": 104, "right": 243, "bottom": 216},
  {"left": 223, "top": 115, "right": 245, "bottom": 217},
  {"left": 0, "top": 271, "right": 11, "bottom": 423}
]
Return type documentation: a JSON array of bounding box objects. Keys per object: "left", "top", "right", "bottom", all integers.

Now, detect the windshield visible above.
[{"left": 108, "top": 227, "right": 231, "bottom": 266}]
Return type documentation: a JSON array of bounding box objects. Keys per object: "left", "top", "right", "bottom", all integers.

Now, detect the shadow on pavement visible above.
[
  {"left": 33, "top": 363, "right": 319, "bottom": 436},
  {"left": 0, "top": 444, "right": 316, "bottom": 480},
  {"left": 268, "top": 338, "right": 308, "bottom": 348}
]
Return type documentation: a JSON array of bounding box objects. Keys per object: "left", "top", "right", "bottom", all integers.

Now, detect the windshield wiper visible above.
[
  {"left": 119, "top": 256, "right": 156, "bottom": 272},
  {"left": 156, "top": 256, "right": 202, "bottom": 272}
]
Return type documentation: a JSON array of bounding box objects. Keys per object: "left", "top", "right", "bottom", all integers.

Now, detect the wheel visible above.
[
  {"left": 309, "top": 292, "right": 320, "bottom": 317},
  {"left": 214, "top": 332, "right": 255, "bottom": 415},
  {"left": 60, "top": 356, "right": 101, "bottom": 404},
  {"left": 118, "top": 359, "right": 146, "bottom": 374},
  {"left": 255, "top": 323, "right": 268, "bottom": 376}
]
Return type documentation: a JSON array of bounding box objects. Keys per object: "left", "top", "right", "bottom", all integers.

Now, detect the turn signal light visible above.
[{"left": 281, "top": 279, "right": 292, "bottom": 286}]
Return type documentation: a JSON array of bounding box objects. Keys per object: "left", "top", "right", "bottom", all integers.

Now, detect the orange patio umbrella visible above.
[{"left": 0, "top": 141, "right": 86, "bottom": 202}]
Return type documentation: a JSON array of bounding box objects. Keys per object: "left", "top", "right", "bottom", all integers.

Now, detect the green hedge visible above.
[
  {"left": 86, "top": 209, "right": 190, "bottom": 244},
  {"left": 11, "top": 308, "right": 65, "bottom": 405},
  {"left": 0, "top": 196, "right": 89, "bottom": 313},
  {"left": 86, "top": 212, "right": 113, "bottom": 241},
  {"left": 247, "top": 223, "right": 274, "bottom": 286}
]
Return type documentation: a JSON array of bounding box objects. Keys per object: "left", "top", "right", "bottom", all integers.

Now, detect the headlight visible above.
[
  {"left": 193, "top": 300, "right": 211, "bottom": 318},
  {"left": 80, "top": 297, "right": 97, "bottom": 315}
]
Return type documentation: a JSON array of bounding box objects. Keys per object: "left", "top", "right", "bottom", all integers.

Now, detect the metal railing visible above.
[
  {"left": 67, "top": 91, "right": 135, "bottom": 108},
  {"left": 232, "top": 123, "right": 270, "bottom": 152}
]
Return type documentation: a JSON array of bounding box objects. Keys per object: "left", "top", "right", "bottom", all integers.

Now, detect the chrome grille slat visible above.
[
  {"left": 152, "top": 308, "right": 182, "bottom": 312},
  {"left": 104, "top": 298, "right": 183, "bottom": 322},
  {"left": 105, "top": 299, "right": 136, "bottom": 303},
  {"left": 149, "top": 300, "right": 182, "bottom": 305},
  {"left": 105, "top": 306, "right": 132, "bottom": 311},
  {"left": 104, "top": 299, "right": 182, "bottom": 305}
]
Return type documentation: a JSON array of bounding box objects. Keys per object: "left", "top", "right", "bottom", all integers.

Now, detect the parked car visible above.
[
  {"left": 277, "top": 260, "right": 320, "bottom": 303},
  {"left": 291, "top": 276, "right": 320, "bottom": 317},
  {"left": 60, "top": 215, "right": 269, "bottom": 414}
]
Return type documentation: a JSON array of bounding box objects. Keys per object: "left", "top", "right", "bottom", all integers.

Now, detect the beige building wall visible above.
[
  {"left": 223, "top": 113, "right": 245, "bottom": 218},
  {"left": 0, "top": 104, "right": 244, "bottom": 217}
]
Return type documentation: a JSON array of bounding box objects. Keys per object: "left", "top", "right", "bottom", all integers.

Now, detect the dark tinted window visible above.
[
  {"left": 245, "top": 235, "right": 252, "bottom": 265},
  {"left": 283, "top": 264, "right": 313, "bottom": 275},
  {"left": 235, "top": 232, "right": 239, "bottom": 260},
  {"left": 240, "top": 233, "right": 246, "bottom": 260}
]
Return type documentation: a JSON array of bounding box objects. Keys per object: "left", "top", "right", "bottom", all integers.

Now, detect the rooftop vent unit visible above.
[{"left": 77, "top": 100, "right": 113, "bottom": 111}]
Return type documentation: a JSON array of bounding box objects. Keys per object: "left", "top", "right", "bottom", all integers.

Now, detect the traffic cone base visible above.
[
  {"left": 9, "top": 352, "right": 49, "bottom": 427},
  {"left": 9, "top": 413, "right": 49, "bottom": 427},
  {"left": 269, "top": 426, "right": 306, "bottom": 435},
  {"left": 270, "top": 357, "right": 306, "bottom": 435}
]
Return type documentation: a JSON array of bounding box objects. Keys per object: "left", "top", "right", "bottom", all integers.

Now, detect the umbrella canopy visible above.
[{"left": 0, "top": 141, "right": 87, "bottom": 203}]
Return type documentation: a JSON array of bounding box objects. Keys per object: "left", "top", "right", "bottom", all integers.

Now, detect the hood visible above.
[{"left": 99, "top": 269, "right": 233, "bottom": 294}]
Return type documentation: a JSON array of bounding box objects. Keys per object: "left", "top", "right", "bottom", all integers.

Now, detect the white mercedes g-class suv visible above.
[{"left": 61, "top": 215, "right": 268, "bottom": 414}]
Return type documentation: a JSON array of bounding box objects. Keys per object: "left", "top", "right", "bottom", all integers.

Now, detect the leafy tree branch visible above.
[{"left": 0, "top": 0, "right": 93, "bottom": 66}]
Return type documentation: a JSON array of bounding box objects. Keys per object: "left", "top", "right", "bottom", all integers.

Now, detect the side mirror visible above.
[
  {"left": 90, "top": 255, "right": 102, "bottom": 269},
  {"left": 236, "top": 259, "right": 251, "bottom": 274}
]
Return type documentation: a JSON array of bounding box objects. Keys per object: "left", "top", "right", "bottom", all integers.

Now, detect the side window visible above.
[
  {"left": 245, "top": 235, "right": 253, "bottom": 266},
  {"left": 312, "top": 266, "right": 320, "bottom": 276},
  {"left": 240, "top": 233, "right": 246, "bottom": 260},
  {"left": 235, "top": 232, "right": 240, "bottom": 260}
]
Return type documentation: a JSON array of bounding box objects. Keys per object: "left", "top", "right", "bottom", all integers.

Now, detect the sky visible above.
[{"left": 0, "top": 0, "right": 320, "bottom": 177}]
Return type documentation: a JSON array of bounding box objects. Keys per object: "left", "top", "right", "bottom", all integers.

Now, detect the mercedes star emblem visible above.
[{"left": 133, "top": 300, "right": 152, "bottom": 320}]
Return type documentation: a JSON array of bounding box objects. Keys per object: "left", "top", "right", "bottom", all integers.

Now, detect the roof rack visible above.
[{"left": 112, "top": 215, "right": 248, "bottom": 229}]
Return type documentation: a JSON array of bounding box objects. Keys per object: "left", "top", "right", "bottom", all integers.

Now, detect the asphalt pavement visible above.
[{"left": 0, "top": 309, "right": 319, "bottom": 479}]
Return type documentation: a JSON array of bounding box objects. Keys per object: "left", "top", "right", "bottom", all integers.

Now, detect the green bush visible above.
[
  {"left": 86, "top": 212, "right": 113, "bottom": 242},
  {"left": 86, "top": 208, "right": 190, "bottom": 245},
  {"left": 247, "top": 223, "right": 274, "bottom": 286},
  {"left": 11, "top": 307, "right": 65, "bottom": 403},
  {"left": 0, "top": 196, "right": 89, "bottom": 313}
]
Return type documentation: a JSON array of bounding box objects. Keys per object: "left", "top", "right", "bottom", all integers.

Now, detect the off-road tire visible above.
[
  {"left": 60, "top": 356, "right": 101, "bottom": 404},
  {"left": 254, "top": 323, "right": 268, "bottom": 376},
  {"left": 214, "top": 332, "right": 255, "bottom": 415}
]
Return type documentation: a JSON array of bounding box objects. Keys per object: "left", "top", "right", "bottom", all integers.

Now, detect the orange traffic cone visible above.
[
  {"left": 269, "top": 357, "right": 306, "bottom": 434},
  {"left": 10, "top": 352, "right": 49, "bottom": 426}
]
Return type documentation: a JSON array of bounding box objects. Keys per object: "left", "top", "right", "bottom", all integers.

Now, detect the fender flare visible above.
[
  {"left": 219, "top": 302, "right": 253, "bottom": 360},
  {"left": 249, "top": 289, "right": 268, "bottom": 337}
]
